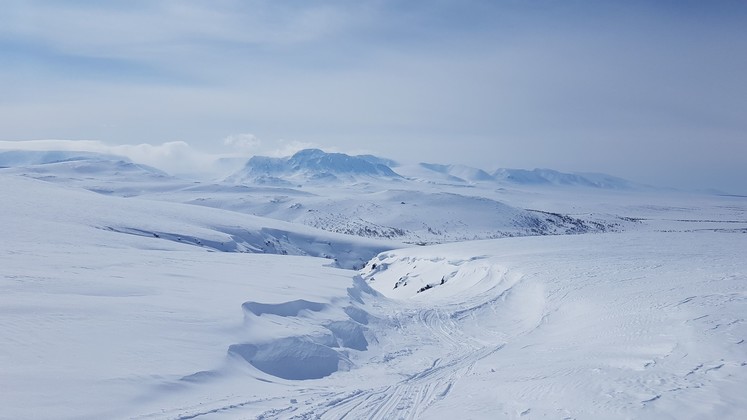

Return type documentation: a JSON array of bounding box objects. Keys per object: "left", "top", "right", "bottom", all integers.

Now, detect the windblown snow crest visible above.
[{"left": 228, "top": 277, "right": 379, "bottom": 380}]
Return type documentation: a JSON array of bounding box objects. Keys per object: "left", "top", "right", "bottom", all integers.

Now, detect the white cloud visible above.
[
  {"left": 109, "top": 141, "right": 214, "bottom": 174},
  {"left": 221, "top": 134, "right": 321, "bottom": 158},
  {"left": 0, "top": 139, "right": 214, "bottom": 176},
  {"left": 265, "top": 140, "right": 319, "bottom": 157},
  {"left": 3, "top": 1, "right": 745, "bottom": 193},
  {"left": 223, "top": 133, "right": 261, "bottom": 153},
  {"left": 0, "top": 137, "right": 341, "bottom": 177},
  {"left": 2, "top": 1, "right": 359, "bottom": 62}
]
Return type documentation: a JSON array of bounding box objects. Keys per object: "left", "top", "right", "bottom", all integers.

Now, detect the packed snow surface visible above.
[{"left": 1, "top": 153, "right": 746, "bottom": 419}]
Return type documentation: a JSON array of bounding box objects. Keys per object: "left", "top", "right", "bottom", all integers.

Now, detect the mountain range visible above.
[{"left": 225, "top": 148, "right": 639, "bottom": 189}]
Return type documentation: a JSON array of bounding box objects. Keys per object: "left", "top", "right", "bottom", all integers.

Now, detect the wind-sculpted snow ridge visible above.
[{"left": 227, "top": 277, "right": 378, "bottom": 380}]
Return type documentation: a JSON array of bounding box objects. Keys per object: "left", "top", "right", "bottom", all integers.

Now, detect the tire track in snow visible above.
[
  {"left": 301, "top": 268, "right": 528, "bottom": 419},
  {"left": 324, "top": 346, "right": 500, "bottom": 419},
  {"left": 161, "top": 264, "right": 535, "bottom": 420},
  {"left": 291, "top": 296, "right": 512, "bottom": 420}
]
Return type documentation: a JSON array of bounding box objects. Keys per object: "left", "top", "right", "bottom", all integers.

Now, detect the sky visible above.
[{"left": 1, "top": 0, "right": 746, "bottom": 193}]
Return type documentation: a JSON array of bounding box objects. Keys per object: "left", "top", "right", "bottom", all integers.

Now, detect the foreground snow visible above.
[
  {"left": 1, "top": 171, "right": 746, "bottom": 419},
  {"left": 360, "top": 232, "right": 747, "bottom": 418}
]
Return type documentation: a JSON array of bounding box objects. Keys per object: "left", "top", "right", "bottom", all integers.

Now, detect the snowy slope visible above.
[
  {"left": 354, "top": 232, "right": 747, "bottom": 419},
  {"left": 0, "top": 174, "right": 398, "bottom": 269},
  {"left": 0, "top": 242, "right": 365, "bottom": 419},
  {"left": 147, "top": 184, "right": 626, "bottom": 244}
]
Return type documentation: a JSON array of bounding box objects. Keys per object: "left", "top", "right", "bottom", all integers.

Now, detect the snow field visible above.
[
  {"left": 360, "top": 232, "right": 747, "bottom": 419},
  {"left": 0, "top": 156, "right": 746, "bottom": 419}
]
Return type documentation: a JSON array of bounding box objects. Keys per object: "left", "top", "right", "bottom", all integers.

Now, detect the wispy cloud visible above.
[
  {"left": 6, "top": 2, "right": 349, "bottom": 47},
  {"left": 0, "top": 139, "right": 216, "bottom": 175},
  {"left": 223, "top": 133, "right": 319, "bottom": 157},
  {"left": 1, "top": 1, "right": 362, "bottom": 69},
  {"left": 0, "top": 136, "right": 342, "bottom": 176}
]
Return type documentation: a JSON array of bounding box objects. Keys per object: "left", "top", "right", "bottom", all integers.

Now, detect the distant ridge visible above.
[
  {"left": 400, "top": 161, "right": 637, "bottom": 189},
  {"left": 493, "top": 168, "right": 635, "bottom": 189},
  {"left": 0, "top": 150, "right": 128, "bottom": 167}
]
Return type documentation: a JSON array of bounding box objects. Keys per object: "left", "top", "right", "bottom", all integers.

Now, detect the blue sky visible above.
[{"left": 1, "top": 0, "right": 746, "bottom": 192}]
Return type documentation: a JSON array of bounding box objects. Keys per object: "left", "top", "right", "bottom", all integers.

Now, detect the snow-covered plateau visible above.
[{"left": 1, "top": 149, "right": 746, "bottom": 419}]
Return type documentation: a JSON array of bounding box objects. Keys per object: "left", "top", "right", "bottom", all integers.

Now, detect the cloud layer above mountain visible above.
[{"left": 1, "top": 1, "right": 746, "bottom": 193}]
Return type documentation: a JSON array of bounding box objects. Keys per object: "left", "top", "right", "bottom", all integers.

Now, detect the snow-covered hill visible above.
[
  {"left": 0, "top": 150, "right": 130, "bottom": 167},
  {"left": 0, "top": 149, "right": 183, "bottom": 196},
  {"left": 151, "top": 185, "right": 625, "bottom": 244},
  {"left": 0, "top": 174, "right": 397, "bottom": 269}
]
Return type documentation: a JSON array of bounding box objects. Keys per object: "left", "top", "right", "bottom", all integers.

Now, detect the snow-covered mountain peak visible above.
[
  {"left": 227, "top": 149, "right": 402, "bottom": 184},
  {"left": 287, "top": 149, "right": 396, "bottom": 175}
]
